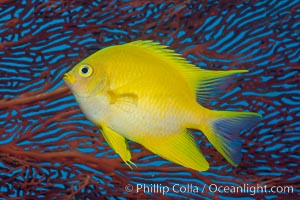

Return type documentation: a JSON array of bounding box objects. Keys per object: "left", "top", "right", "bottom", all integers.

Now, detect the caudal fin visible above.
[{"left": 201, "top": 110, "right": 262, "bottom": 166}]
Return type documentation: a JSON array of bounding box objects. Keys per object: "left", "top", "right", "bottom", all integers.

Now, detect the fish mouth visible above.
[{"left": 63, "top": 73, "right": 75, "bottom": 85}]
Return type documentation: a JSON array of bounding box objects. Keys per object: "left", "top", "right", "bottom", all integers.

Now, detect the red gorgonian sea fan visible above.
[{"left": 0, "top": 1, "right": 299, "bottom": 199}]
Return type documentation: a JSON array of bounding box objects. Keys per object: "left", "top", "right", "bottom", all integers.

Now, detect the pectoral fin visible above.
[
  {"left": 107, "top": 90, "right": 138, "bottom": 113},
  {"left": 137, "top": 130, "right": 209, "bottom": 171},
  {"left": 101, "top": 124, "right": 135, "bottom": 169}
]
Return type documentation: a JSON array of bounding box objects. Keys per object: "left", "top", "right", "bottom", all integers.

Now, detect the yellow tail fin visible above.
[{"left": 201, "top": 110, "right": 262, "bottom": 166}]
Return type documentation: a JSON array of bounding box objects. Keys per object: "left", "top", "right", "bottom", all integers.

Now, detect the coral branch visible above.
[{"left": 0, "top": 85, "right": 70, "bottom": 109}]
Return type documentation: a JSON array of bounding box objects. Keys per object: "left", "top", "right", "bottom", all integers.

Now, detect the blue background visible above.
[{"left": 0, "top": 0, "right": 299, "bottom": 199}]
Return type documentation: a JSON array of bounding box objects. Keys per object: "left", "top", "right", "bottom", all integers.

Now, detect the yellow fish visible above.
[{"left": 64, "top": 40, "right": 261, "bottom": 171}]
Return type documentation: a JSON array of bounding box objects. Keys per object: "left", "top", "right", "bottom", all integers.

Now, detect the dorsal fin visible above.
[
  {"left": 126, "top": 40, "right": 248, "bottom": 104},
  {"left": 127, "top": 40, "right": 201, "bottom": 90}
]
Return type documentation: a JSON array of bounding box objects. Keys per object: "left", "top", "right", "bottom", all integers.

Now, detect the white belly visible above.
[
  {"left": 108, "top": 100, "right": 187, "bottom": 140},
  {"left": 75, "top": 93, "right": 195, "bottom": 141},
  {"left": 75, "top": 93, "right": 110, "bottom": 126}
]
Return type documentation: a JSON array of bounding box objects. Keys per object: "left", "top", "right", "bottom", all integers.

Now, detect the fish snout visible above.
[{"left": 63, "top": 73, "right": 75, "bottom": 85}]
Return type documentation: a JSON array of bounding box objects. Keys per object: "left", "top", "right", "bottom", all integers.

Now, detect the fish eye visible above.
[{"left": 78, "top": 64, "right": 93, "bottom": 78}]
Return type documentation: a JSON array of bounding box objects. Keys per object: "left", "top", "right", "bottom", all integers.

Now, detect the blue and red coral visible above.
[{"left": 0, "top": 1, "right": 299, "bottom": 199}]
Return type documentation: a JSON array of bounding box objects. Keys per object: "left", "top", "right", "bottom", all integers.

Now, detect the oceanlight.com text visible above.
[{"left": 124, "top": 183, "right": 294, "bottom": 196}]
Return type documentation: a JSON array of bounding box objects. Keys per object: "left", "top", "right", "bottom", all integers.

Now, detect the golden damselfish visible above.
[{"left": 64, "top": 40, "right": 261, "bottom": 171}]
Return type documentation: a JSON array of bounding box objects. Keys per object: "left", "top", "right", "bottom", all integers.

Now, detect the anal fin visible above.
[{"left": 137, "top": 130, "right": 209, "bottom": 171}]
